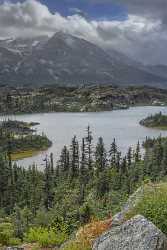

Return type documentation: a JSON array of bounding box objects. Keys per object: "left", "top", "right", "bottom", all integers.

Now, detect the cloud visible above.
[
  {"left": 69, "top": 7, "right": 88, "bottom": 18},
  {"left": 92, "top": 0, "right": 167, "bottom": 25},
  {"left": 0, "top": 0, "right": 97, "bottom": 38},
  {"left": 118, "top": 0, "right": 167, "bottom": 22},
  {"left": 0, "top": 0, "right": 166, "bottom": 65}
]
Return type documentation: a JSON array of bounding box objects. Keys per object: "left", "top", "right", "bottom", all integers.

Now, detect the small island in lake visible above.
[
  {"left": 0, "top": 120, "right": 52, "bottom": 160},
  {"left": 140, "top": 112, "right": 167, "bottom": 130}
]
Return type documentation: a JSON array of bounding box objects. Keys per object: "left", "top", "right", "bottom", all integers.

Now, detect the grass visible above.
[
  {"left": 24, "top": 227, "right": 68, "bottom": 248},
  {"left": 149, "top": 126, "right": 167, "bottom": 130},
  {"left": 11, "top": 149, "right": 47, "bottom": 161},
  {"left": 125, "top": 182, "right": 167, "bottom": 234},
  {"left": 62, "top": 218, "right": 112, "bottom": 250},
  {"left": 141, "top": 124, "right": 167, "bottom": 130}
]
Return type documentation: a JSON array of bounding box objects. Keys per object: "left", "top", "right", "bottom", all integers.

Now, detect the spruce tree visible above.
[
  {"left": 127, "top": 147, "right": 133, "bottom": 167},
  {"left": 69, "top": 136, "right": 79, "bottom": 178},
  {"left": 80, "top": 138, "right": 87, "bottom": 183},
  {"left": 95, "top": 137, "right": 107, "bottom": 175},
  {"left": 135, "top": 141, "right": 141, "bottom": 162},
  {"left": 85, "top": 126, "right": 93, "bottom": 172},
  {"left": 161, "top": 141, "right": 167, "bottom": 175},
  {"left": 59, "top": 146, "right": 70, "bottom": 174},
  {"left": 43, "top": 156, "right": 54, "bottom": 210},
  {"left": 116, "top": 151, "right": 121, "bottom": 172},
  {"left": 50, "top": 153, "right": 54, "bottom": 174},
  {"left": 109, "top": 138, "right": 117, "bottom": 167}
]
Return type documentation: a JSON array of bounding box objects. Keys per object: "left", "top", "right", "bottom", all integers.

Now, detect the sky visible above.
[{"left": 0, "top": 0, "right": 167, "bottom": 65}]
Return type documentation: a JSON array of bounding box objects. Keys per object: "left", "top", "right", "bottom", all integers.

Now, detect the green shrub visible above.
[
  {"left": 0, "top": 222, "right": 20, "bottom": 246},
  {"left": 24, "top": 226, "right": 68, "bottom": 247},
  {"left": 8, "top": 237, "right": 21, "bottom": 246},
  {"left": 62, "top": 241, "right": 91, "bottom": 250},
  {"left": 126, "top": 183, "right": 167, "bottom": 234}
]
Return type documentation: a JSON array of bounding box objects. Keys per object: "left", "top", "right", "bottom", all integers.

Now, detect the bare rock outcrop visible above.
[{"left": 93, "top": 215, "right": 167, "bottom": 250}]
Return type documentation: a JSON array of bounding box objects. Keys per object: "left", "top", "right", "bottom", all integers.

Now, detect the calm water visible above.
[{"left": 2, "top": 106, "right": 167, "bottom": 169}]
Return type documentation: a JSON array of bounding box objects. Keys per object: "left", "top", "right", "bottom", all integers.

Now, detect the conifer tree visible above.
[
  {"left": 96, "top": 172, "right": 110, "bottom": 198},
  {"left": 95, "top": 137, "right": 107, "bottom": 175},
  {"left": 43, "top": 156, "right": 54, "bottom": 210},
  {"left": 50, "top": 153, "right": 54, "bottom": 174},
  {"left": 135, "top": 141, "right": 141, "bottom": 162},
  {"left": 85, "top": 126, "right": 93, "bottom": 172},
  {"left": 116, "top": 151, "right": 121, "bottom": 172},
  {"left": 109, "top": 138, "right": 117, "bottom": 167},
  {"left": 69, "top": 136, "right": 79, "bottom": 178},
  {"left": 127, "top": 147, "right": 133, "bottom": 167},
  {"left": 152, "top": 140, "right": 164, "bottom": 180},
  {"left": 13, "top": 205, "right": 24, "bottom": 239},
  {"left": 161, "top": 141, "right": 167, "bottom": 175},
  {"left": 121, "top": 156, "right": 127, "bottom": 175},
  {"left": 80, "top": 138, "right": 87, "bottom": 182},
  {"left": 59, "top": 146, "right": 70, "bottom": 174}
]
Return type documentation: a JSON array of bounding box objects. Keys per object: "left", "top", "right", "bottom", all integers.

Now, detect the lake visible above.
[{"left": 2, "top": 106, "right": 167, "bottom": 169}]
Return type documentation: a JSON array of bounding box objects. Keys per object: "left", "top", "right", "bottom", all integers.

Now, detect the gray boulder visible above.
[
  {"left": 112, "top": 186, "right": 144, "bottom": 226},
  {"left": 93, "top": 215, "right": 167, "bottom": 250}
]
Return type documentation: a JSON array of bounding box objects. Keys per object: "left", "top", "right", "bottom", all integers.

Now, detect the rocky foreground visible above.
[
  {"left": 59, "top": 183, "right": 167, "bottom": 250},
  {"left": 93, "top": 215, "right": 167, "bottom": 250},
  {"left": 93, "top": 184, "right": 167, "bottom": 250},
  {"left": 5, "top": 215, "right": 167, "bottom": 250}
]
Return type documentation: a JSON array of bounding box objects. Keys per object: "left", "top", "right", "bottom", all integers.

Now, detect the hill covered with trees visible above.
[
  {"left": 0, "top": 85, "right": 166, "bottom": 114},
  {"left": 140, "top": 112, "right": 167, "bottom": 129},
  {"left": 0, "top": 120, "right": 52, "bottom": 160}
]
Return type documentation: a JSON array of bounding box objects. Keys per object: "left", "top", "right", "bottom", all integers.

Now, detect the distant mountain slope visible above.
[
  {"left": 0, "top": 47, "right": 23, "bottom": 85},
  {"left": 146, "top": 65, "right": 167, "bottom": 79},
  {"left": 0, "top": 36, "right": 49, "bottom": 55},
  {"left": 0, "top": 32, "right": 166, "bottom": 87}
]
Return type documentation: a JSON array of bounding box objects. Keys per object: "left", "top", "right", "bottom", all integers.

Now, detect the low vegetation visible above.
[
  {"left": 125, "top": 182, "right": 167, "bottom": 235},
  {"left": 0, "top": 220, "right": 21, "bottom": 247},
  {"left": 63, "top": 218, "right": 112, "bottom": 250},
  {"left": 25, "top": 226, "right": 68, "bottom": 248}
]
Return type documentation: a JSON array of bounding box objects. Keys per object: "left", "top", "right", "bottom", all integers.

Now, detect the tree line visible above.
[{"left": 0, "top": 127, "right": 166, "bottom": 239}]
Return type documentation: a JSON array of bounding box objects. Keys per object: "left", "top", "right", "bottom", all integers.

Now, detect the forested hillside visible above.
[
  {"left": 140, "top": 112, "right": 167, "bottom": 129},
  {"left": 0, "top": 120, "right": 52, "bottom": 160},
  {"left": 0, "top": 127, "right": 167, "bottom": 249},
  {"left": 0, "top": 85, "right": 166, "bottom": 114}
]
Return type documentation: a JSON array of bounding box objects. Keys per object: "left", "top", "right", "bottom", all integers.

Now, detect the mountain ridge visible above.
[{"left": 0, "top": 32, "right": 167, "bottom": 88}]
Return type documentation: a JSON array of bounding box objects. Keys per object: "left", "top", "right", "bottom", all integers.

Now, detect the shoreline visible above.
[
  {"left": 140, "top": 124, "right": 167, "bottom": 130},
  {"left": 0, "top": 104, "right": 166, "bottom": 117},
  {"left": 11, "top": 146, "right": 51, "bottom": 161}
]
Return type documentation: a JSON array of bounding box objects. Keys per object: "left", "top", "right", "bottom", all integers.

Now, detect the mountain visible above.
[
  {"left": 106, "top": 48, "right": 142, "bottom": 68},
  {"left": 0, "top": 32, "right": 166, "bottom": 87},
  {"left": 0, "top": 36, "right": 49, "bottom": 55},
  {"left": 145, "top": 65, "right": 167, "bottom": 79},
  {"left": 0, "top": 47, "right": 23, "bottom": 85}
]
